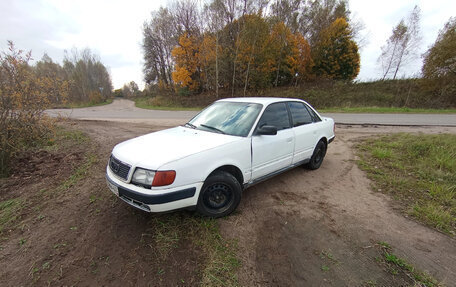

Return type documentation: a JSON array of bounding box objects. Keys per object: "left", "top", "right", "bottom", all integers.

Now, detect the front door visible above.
[{"left": 251, "top": 102, "right": 294, "bottom": 180}]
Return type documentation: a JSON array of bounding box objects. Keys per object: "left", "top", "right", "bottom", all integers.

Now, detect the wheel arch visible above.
[
  {"left": 320, "top": 136, "right": 328, "bottom": 147},
  {"left": 207, "top": 165, "right": 244, "bottom": 187}
]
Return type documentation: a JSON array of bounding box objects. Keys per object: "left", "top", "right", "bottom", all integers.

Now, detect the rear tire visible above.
[
  {"left": 196, "top": 171, "right": 242, "bottom": 218},
  {"left": 307, "top": 140, "right": 327, "bottom": 170}
]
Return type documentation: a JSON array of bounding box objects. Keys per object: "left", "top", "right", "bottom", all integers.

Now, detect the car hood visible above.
[{"left": 112, "top": 126, "right": 242, "bottom": 170}]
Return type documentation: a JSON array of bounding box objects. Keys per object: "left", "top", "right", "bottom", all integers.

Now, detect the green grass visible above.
[
  {"left": 357, "top": 134, "right": 456, "bottom": 235},
  {"left": 148, "top": 214, "right": 240, "bottom": 286},
  {"left": 0, "top": 198, "right": 24, "bottom": 233},
  {"left": 377, "top": 242, "right": 440, "bottom": 286},
  {"left": 60, "top": 98, "right": 113, "bottom": 109},
  {"left": 135, "top": 97, "right": 201, "bottom": 111},
  {"left": 319, "top": 107, "right": 456, "bottom": 114},
  {"left": 59, "top": 154, "right": 97, "bottom": 191}
]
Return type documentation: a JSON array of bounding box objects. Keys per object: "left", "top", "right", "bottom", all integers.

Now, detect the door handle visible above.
[{"left": 286, "top": 137, "right": 293, "bottom": 142}]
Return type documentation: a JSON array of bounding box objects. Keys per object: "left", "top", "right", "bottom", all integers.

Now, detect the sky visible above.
[{"left": 1, "top": 0, "right": 455, "bottom": 89}]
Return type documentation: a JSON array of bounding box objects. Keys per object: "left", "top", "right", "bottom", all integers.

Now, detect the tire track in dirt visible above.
[{"left": 221, "top": 125, "right": 456, "bottom": 286}]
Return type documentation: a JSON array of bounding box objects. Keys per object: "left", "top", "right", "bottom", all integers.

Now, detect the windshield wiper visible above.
[
  {"left": 200, "top": 124, "right": 226, "bottom": 134},
  {"left": 184, "top": 122, "right": 197, "bottom": 129}
]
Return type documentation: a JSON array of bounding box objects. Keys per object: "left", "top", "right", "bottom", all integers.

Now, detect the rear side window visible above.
[
  {"left": 257, "top": 103, "right": 291, "bottom": 131},
  {"left": 288, "top": 102, "right": 313, "bottom": 127},
  {"left": 305, "top": 105, "right": 322, "bottom": 122}
]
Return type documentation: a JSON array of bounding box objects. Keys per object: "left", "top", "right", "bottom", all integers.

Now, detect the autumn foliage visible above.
[
  {"left": 147, "top": 1, "right": 360, "bottom": 96},
  {"left": 0, "top": 42, "right": 68, "bottom": 176},
  {"left": 422, "top": 17, "right": 456, "bottom": 106},
  {"left": 170, "top": 14, "right": 328, "bottom": 94},
  {"left": 312, "top": 18, "right": 360, "bottom": 80}
]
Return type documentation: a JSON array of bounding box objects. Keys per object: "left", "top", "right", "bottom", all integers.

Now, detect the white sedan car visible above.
[{"left": 106, "top": 97, "right": 335, "bottom": 217}]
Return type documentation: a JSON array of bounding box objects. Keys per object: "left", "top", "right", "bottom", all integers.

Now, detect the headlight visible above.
[{"left": 132, "top": 168, "right": 155, "bottom": 187}]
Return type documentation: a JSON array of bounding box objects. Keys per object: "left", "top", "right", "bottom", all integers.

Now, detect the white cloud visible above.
[
  {"left": 1, "top": 0, "right": 455, "bottom": 88},
  {"left": 350, "top": 0, "right": 456, "bottom": 80}
]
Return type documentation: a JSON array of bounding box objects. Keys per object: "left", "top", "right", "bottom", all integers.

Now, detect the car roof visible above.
[{"left": 217, "top": 97, "right": 305, "bottom": 106}]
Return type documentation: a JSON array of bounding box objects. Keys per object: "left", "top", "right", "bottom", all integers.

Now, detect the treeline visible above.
[
  {"left": 0, "top": 41, "right": 112, "bottom": 176},
  {"left": 35, "top": 48, "right": 113, "bottom": 105},
  {"left": 142, "top": 0, "right": 361, "bottom": 96}
]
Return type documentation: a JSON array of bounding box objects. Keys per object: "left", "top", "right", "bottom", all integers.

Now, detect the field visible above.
[{"left": 1, "top": 119, "right": 456, "bottom": 286}]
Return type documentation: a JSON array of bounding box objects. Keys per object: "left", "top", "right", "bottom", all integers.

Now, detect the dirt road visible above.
[{"left": 1, "top": 119, "right": 456, "bottom": 286}]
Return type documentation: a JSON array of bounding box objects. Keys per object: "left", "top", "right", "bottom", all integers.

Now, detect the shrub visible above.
[{"left": 0, "top": 41, "right": 67, "bottom": 176}]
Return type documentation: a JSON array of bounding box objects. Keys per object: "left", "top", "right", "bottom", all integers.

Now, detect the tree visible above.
[
  {"left": 270, "top": 0, "right": 301, "bottom": 33},
  {"left": 171, "top": 33, "right": 201, "bottom": 92},
  {"left": 312, "top": 17, "right": 359, "bottom": 80},
  {"left": 143, "top": 7, "right": 178, "bottom": 86},
  {"left": 122, "top": 81, "right": 140, "bottom": 98},
  {"left": 422, "top": 17, "right": 456, "bottom": 106},
  {"left": 378, "top": 5, "right": 421, "bottom": 80},
  {"left": 287, "top": 32, "right": 313, "bottom": 85},
  {"left": 422, "top": 17, "right": 456, "bottom": 78},
  {"left": 34, "top": 53, "right": 68, "bottom": 105},
  {"left": 63, "top": 48, "right": 112, "bottom": 103},
  {"left": 299, "top": 0, "right": 350, "bottom": 47}
]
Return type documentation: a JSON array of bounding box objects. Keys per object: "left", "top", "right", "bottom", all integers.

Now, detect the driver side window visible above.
[{"left": 257, "top": 103, "right": 291, "bottom": 131}]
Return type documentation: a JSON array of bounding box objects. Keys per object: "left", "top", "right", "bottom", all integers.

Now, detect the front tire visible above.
[
  {"left": 307, "top": 140, "right": 327, "bottom": 170},
  {"left": 196, "top": 171, "right": 242, "bottom": 218}
]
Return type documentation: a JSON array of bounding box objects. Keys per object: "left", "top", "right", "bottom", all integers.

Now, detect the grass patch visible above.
[
  {"left": 0, "top": 198, "right": 24, "bottom": 233},
  {"left": 148, "top": 214, "right": 240, "bottom": 286},
  {"left": 377, "top": 242, "right": 440, "bottom": 286},
  {"left": 357, "top": 133, "right": 456, "bottom": 235},
  {"left": 135, "top": 97, "right": 201, "bottom": 111},
  {"left": 59, "top": 98, "right": 113, "bottom": 109},
  {"left": 59, "top": 154, "right": 97, "bottom": 191},
  {"left": 319, "top": 107, "right": 456, "bottom": 114}
]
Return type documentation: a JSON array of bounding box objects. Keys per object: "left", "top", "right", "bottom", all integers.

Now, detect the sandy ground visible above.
[
  {"left": 222, "top": 124, "right": 456, "bottom": 286},
  {"left": 1, "top": 120, "right": 455, "bottom": 286}
]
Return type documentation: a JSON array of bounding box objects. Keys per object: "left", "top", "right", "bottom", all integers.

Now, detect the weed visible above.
[
  {"left": 70, "top": 226, "right": 77, "bottom": 231},
  {"left": 18, "top": 238, "right": 26, "bottom": 246},
  {"left": 377, "top": 242, "right": 440, "bottom": 286},
  {"left": 53, "top": 242, "right": 67, "bottom": 249},
  {"left": 320, "top": 250, "right": 338, "bottom": 263},
  {"left": 377, "top": 241, "right": 391, "bottom": 249},
  {"left": 42, "top": 262, "right": 50, "bottom": 270},
  {"left": 362, "top": 279, "right": 377, "bottom": 286},
  {"left": 89, "top": 195, "right": 98, "bottom": 204},
  {"left": 60, "top": 154, "right": 97, "bottom": 191},
  {"left": 0, "top": 198, "right": 23, "bottom": 233},
  {"left": 321, "top": 265, "right": 330, "bottom": 271}
]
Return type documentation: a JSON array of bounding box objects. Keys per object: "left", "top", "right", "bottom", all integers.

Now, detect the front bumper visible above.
[{"left": 106, "top": 166, "right": 202, "bottom": 213}]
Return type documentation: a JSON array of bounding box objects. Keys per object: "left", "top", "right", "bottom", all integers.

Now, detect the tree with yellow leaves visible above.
[
  {"left": 287, "top": 32, "right": 313, "bottom": 85},
  {"left": 312, "top": 17, "right": 360, "bottom": 80},
  {"left": 171, "top": 33, "right": 201, "bottom": 92}
]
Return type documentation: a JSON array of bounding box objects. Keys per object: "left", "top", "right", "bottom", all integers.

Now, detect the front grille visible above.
[{"left": 109, "top": 155, "right": 131, "bottom": 180}]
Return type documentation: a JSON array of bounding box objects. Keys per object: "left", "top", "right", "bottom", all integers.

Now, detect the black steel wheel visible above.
[
  {"left": 307, "top": 140, "right": 327, "bottom": 170},
  {"left": 197, "top": 171, "right": 242, "bottom": 218}
]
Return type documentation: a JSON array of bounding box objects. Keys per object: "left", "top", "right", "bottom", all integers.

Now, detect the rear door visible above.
[
  {"left": 288, "top": 101, "right": 320, "bottom": 164},
  {"left": 251, "top": 102, "right": 294, "bottom": 180}
]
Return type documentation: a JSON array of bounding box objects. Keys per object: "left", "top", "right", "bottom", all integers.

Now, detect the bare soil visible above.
[{"left": 1, "top": 121, "right": 456, "bottom": 286}]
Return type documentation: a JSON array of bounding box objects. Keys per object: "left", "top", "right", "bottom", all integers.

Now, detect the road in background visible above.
[{"left": 47, "top": 99, "right": 456, "bottom": 126}]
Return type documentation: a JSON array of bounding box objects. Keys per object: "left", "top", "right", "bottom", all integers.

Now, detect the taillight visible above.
[{"left": 152, "top": 170, "right": 176, "bottom": 186}]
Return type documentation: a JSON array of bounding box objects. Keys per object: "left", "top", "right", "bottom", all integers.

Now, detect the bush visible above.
[{"left": 0, "top": 42, "right": 66, "bottom": 177}]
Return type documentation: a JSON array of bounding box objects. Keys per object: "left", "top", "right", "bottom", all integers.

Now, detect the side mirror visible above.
[{"left": 257, "top": 125, "right": 277, "bottom": 135}]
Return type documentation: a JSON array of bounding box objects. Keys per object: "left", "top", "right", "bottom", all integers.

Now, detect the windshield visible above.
[{"left": 187, "top": 102, "right": 263, "bottom": 137}]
